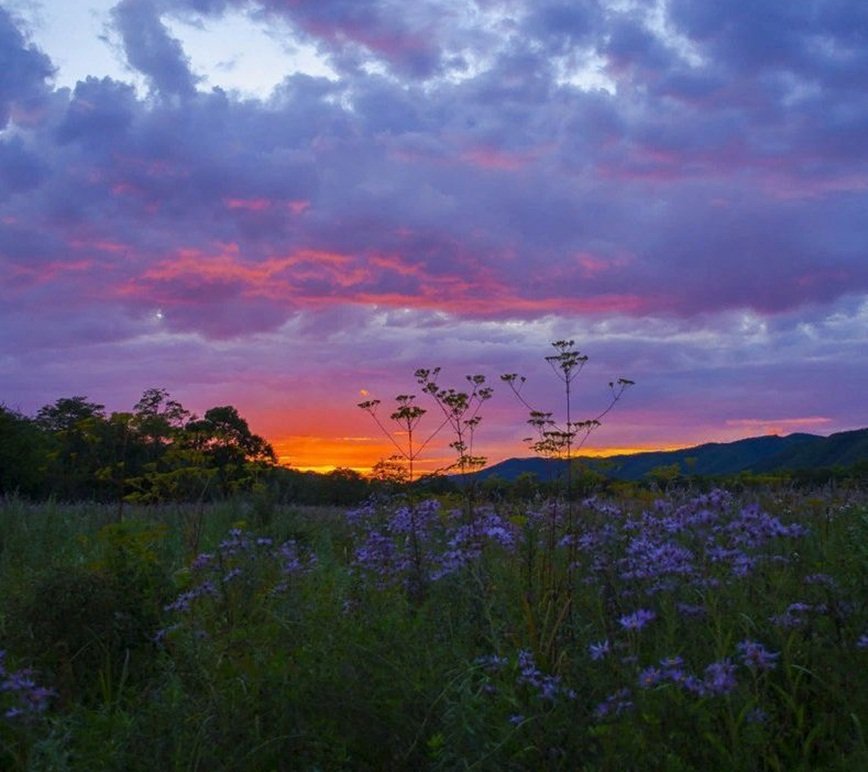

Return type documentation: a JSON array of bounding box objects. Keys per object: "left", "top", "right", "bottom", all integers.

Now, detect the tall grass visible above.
[{"left": 1, "top": 487, "right": 866, "bottom": 770}]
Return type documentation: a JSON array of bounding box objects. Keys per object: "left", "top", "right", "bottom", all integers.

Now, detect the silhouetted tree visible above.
[
  {"left": 0, "top": 405, "right": 48, "bottom": 497},
  {"left": 35, "top": 397, "right": 108, "bottom": 500},
  {"left": 185, "top": 406, "right": 276, "bottom": 497}
]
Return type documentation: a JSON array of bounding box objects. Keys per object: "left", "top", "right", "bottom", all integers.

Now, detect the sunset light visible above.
[
  {"left": 1, "top": 0, "right": 866, "bottom": 472},
  {"left": 2, "top": 4, "right": 868, "bottom": 764}
]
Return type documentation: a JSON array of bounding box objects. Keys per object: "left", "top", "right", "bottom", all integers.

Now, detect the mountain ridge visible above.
[{"left": 473, "top": 428, "right": 868, "bottom": 482}]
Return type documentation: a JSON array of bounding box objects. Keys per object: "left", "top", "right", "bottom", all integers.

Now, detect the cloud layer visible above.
[{"left": 2, "top": 1, "right": 866, "bottom": 468}]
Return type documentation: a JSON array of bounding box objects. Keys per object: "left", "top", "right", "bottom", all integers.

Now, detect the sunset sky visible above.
[{"left": 2, "top": 0, "right": 867, "bottom": 473}]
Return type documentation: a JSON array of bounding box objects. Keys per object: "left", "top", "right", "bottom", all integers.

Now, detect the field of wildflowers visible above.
[{"left": 1, "top": 483, "right": 866, "bottom": 770}]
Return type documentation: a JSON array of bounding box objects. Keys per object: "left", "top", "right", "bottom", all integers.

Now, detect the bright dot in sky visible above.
[{"left": 154, "top": 309, "right": 164, "bottom": 321}]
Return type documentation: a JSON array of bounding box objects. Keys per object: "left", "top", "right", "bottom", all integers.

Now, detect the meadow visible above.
[{"left": 1, "top": 483, "right": 866, "bottom": 770}]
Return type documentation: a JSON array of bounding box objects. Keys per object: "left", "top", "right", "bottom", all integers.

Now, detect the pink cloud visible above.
[
  {"left": 225, "top": 197, "right": 272, "bottom": 212},
  {"left": 459, "top": 146, "right": 529, "bottom": 171},
  {"left": 8, "top": 259, "right": 96, "bottom": 287},
  {"left": 726, "top": 417, "right": 833, "bottom": 434},
  {"left": 224, "top": 197, "right": 311, "bottom": 214},
  {"left": 574, "top": 251, "right": 628, "bottom": 279}
]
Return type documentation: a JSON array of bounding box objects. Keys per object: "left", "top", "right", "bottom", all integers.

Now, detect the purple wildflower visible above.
[
  {"left": 0, "top": 655, "right": 55, "bottom": 720},
  {"left": 770, "top": 601, "right": 813, "bottom": 629},
  {"left": 737, "top": 640, "right": 779, "bottom": 672},
  {"left": 278, "top": 539, "right": 315, "bottom": 575},
  {"left": 223, "top": 567, "right": 243, "bottom": 583},
  {"left": 676, "top": 602, "right": 706, "bottom": 618},
  {"left": 589, "top": 640, "right": 611, "bottom": 661},
  {"left": 218, "top": 528, "right": 249, "bottom": 556},
  {"left": 659, "top": 656, "right": 687, "bottom": 684},
  {"left": 804, "top": 573, "right": 837, "bottom": 589},
  {"left": 152, "top": 623, "right": 181, "bottom": 645},
  {"left": 191, "top": 552, "right": 214, "bottom": 572},
  {"left": 638, "top": 667, "right": 663, "bottom": 689},
  {"left": 594, "top": 688, "right": 633, "bottom": 720},
  {"left": 164, "top": 579, "right": 218, "bottom": 613},
  {"left": 516, "top": 650, "right": 570, "bottom": 702},
  {"left": 620, "top": 537, "right": 695, "bottom": 585},
  {"left": 476, "top": 654, "right": 508, "bottom": 672},
  {"left": 745, "top": 707, "right": 769, "bottom": 724},
  {"left": 680, "top": 675, "right": 708, "bottom": 697},
  {"left": 619, "top": 608, "right": 656, "bottom": 631},
  {"left": 703, "top": 659, "right": 737, "bottom": 695}
]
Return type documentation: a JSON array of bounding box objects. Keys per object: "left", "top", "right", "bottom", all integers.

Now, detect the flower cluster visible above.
[
  {"left": 433, "top": 509, "right": 516, "bottom": 580},
  {"left": 571, "top": 490, "right": 812, "bottom": 600},
  {"left": 1, "top": 651, "right": 54, "bottom": 721},
  {"left": 630, "top": 654, "right": 738, "bottom": 698},
  {"left": 157, "top": 526, "right": 317, "bottom": 641},
  {"left": 617, "top": 640, "right": 779, "bottom": 706},
  {"left": 348, "top": 499, "right": 518, "bottom": 588},
  {"left": 619, "top": 608, "right": 656, "bottom": 632},
  {"left": 594, "top": 688, "right": 633, "bottom": 719},
  {"left": 736, "top": 640, "right": 780, "bottom": 672},
  {"left": 516, "top": 649, "right": 576, "bottom": 702}
]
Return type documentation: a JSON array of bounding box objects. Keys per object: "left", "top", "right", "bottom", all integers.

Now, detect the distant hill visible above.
[{"left": 473, "top": 428, "right": 868, "bottom": 482}]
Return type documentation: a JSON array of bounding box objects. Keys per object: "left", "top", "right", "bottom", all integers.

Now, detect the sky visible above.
[{"left": 1, "top": 0, "right": 867, "bottom": 473}]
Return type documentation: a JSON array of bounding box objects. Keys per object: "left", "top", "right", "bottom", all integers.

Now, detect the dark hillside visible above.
[{"left": 475, "top": 428, "right": 868, "bottom": 482}]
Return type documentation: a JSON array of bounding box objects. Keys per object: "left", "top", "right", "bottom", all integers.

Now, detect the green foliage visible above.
[
  {"left": 0, "top": 405, "right": 49, "bottom": 498},
  {"left": 10, "top": 566, "right": 145, "bottom": 705},
  {"left": 0, "top": 490, "right": 866, "bottom": 769},
  {"left": 2, "top": 390, "right": 281, "bottom": 505},
  {"left": 1, "top": 346, "right": 866, "bottom": 770}
]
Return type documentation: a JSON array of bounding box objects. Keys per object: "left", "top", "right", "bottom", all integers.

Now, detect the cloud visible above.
[
  {"left": 57, "top": 77, "right": 138, "bottom": 145},
  {"left": 0, "top": 5, "right": 55, "bottom": 128},
  {"left": 112, "top": 0, "right": 199, "bottom": 98},
  {"left": 3, "top": 1, "right": 866, "bottom": 332},
  {"left": 253, "top": 0, "right": 446, "bottom": 79},
  {"left": 1, "top": 1, "right": 866, "bottom": 462}
]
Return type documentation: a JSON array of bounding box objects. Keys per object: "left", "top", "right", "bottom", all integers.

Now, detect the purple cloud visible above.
[
  {"left": 0, "top": 6, "right": 55, "bottom": 128},
  {"left": 1, "top": 0, "right": 866, "bottom": 463},
  {"left": 112, "top": 0, "right": 200, "bottom": 98}
]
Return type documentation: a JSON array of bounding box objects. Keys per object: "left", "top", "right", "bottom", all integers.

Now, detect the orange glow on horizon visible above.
[
  {"left": 576, "top": 444, "right": 692, "bottom": 458},
  {"left": 272, "top": 434, "right": 454, "bottom": 476},
  {"left": 269, "top": 433, "right": 695, "bottom": 476},
  {"left": 250, "top": 402, "right": 840, "bottom": 479}
]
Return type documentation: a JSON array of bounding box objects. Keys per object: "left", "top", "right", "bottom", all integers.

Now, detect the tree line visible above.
[
  {"left": 5, "top": 386, "right": 855, "bottom": 509},
  {"left": 0, "top": 388, "right": 375, "bottom": 507}
]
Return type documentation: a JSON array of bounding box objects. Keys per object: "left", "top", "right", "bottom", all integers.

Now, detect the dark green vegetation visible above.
[
  {"left": 0, "top": 391, "right": 375, "bottom": 510},
  {"left": 3, "top": 348, "right": 867, "bottom": 769},
  {"left": 3, "top": 388, "right": 864, "bottom": 511},
  {"left": 1, "top": 486, "right": 867, "bottom": 770}
]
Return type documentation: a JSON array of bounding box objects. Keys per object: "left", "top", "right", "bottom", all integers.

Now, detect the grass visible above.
[{"left": 1, "top": 486, "right": 867, "bottom": 770}]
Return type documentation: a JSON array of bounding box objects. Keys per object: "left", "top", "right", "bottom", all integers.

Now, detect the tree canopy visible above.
[{"left": 0, "top": 391, "right": 277, "bottom": 504}]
